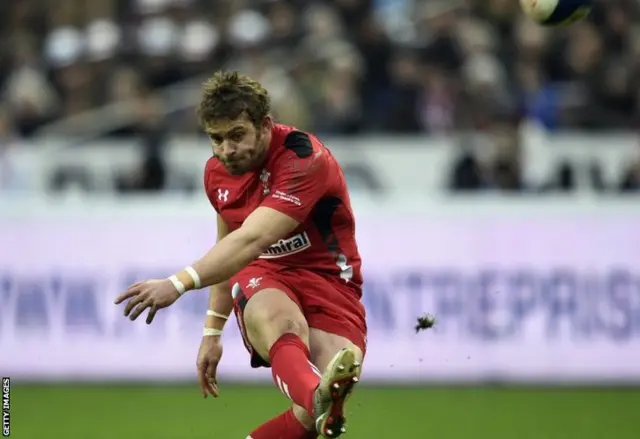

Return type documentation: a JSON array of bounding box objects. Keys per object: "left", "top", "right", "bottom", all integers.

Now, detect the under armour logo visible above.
[
  {"left": 217, "top": 189, "right": 229, "bottom": 202},
  {"left": 246, "top": 277, "right": 262, "bottom": 289}
]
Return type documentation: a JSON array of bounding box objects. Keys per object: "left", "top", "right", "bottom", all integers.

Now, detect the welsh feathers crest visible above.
[{"left": 260, "top": 170, "right": 271, "bottom": 195}]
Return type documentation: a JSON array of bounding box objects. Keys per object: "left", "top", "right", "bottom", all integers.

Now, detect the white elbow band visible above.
[
  {"left": 203, "top": 328, "right": 223, "bottom": 337},
  {"left": 185, "top": 266, "right": 202, "bottom": 289},
  {"left": 206, "top": 310, "right": 229, "bottom": 320},
  {"left": 168, "top": 275, "right": 186, "bottom": 296}
]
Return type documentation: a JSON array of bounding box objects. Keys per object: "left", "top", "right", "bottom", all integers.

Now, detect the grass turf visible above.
[{"left": 10, "top": 384, "right": 639, "bottom": 438}]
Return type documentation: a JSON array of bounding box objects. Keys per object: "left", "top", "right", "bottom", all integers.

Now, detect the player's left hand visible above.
[{"left": 114, "top": 279, "right": 180, "bottom": 324}]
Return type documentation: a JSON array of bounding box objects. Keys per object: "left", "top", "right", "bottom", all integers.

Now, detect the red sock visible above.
[
  {"left": 248, "top": 409, "right": 317, "bottom": 439},
  {"left": 269, "top": 333, "right": 321, "bottom": 417}
]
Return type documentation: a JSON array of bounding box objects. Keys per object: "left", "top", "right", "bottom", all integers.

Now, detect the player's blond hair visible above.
[{"left": 197, "top": 71, "right": 271, "bottom": 128}]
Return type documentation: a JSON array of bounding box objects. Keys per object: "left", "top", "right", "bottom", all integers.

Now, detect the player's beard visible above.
[
  {"left": 223, "top": 159, "right": 247, "bottom": 175},
  {"left": 224, "top": 133, "right": 267, "bottom": 175}
]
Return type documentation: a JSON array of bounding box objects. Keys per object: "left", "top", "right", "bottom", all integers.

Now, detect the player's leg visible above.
[
  {"left": 242, "top": 288, "right": 322, "bottom": 419},
  {"left": 243, "top": 287, "right": 360, "bottom": 439},
  {"left": 285, "top": 270, "right": 367, "bottom": 438},
  {"left": 243, "top": 287, "right": 321, "bottom": 438}
]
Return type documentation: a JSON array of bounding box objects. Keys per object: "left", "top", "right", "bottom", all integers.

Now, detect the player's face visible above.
[{"left": 205, "top": 116, "right": 271, "bottom": 175}]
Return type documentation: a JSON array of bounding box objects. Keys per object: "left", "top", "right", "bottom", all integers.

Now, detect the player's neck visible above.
[{"left": 254, "top": 131, "right": 272, "bottom": 170}]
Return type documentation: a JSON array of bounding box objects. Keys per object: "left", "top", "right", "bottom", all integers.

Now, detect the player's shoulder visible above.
[{"left": 272, "top": 124, "right": 328, "bottom": 164}]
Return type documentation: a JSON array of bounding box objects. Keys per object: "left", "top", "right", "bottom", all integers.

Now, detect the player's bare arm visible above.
[
  {"left": 204, "top": 214, "right": 234, "bottom": 330},
  {"left": 113, "top": 206, "right": 300, "bottom": 323},
  {"left": 197, "top": 215, "right": 233, "bottom": 399},
  {"left": 191, "top": 206, "right": 299, "bottom": 287}
]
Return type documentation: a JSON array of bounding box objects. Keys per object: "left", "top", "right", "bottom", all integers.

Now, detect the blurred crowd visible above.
[
  {"left": 1, "top": 0, "right": 639, "bottom": 193},
  {"left": 0, "top": 0, "right": 638, "bottom": 139}
]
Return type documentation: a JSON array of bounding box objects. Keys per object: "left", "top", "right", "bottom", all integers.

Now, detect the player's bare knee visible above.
[
  {"left": 247, "top": 312, "right": 309, "bottom": 352},
  {"left": 291, "top": 404, "right": 315, "bottom": 430},
  {"left": 277, "top": 316, "right": 309, "bottom": 340},
  {"left": 243, "top": 288, "right": 309, "bottom": 355}
]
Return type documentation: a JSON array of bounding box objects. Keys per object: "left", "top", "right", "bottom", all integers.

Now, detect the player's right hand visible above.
[{"left": 197, "top": 336, "right": 223, "bottom": 398}]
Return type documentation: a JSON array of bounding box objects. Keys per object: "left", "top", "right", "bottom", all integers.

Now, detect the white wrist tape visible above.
[
  {"left": 206, "top": 310, "right": 229, "bottom": 320},
  {"left": 203, "top": 327, "right": 223, "bottom": 337},
  {"left": 168, "top": 275, "right": 186, "bottom": 296},
  {"left": 185, "top": 266, "right": 202, "bottom": 289}
]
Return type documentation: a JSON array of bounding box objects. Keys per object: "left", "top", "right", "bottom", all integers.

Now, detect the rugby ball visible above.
[{"left": 520, "top": 0, "right": 592, "bottom": 26}]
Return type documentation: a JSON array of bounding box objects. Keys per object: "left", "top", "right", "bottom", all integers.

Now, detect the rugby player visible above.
[{"left": 115, "top": 71, "right": 367, "bottom": 438}]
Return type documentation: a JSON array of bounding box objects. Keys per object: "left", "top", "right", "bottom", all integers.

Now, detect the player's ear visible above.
[{"left": 262, "top": 116, "right": 273, "bottom": 134}]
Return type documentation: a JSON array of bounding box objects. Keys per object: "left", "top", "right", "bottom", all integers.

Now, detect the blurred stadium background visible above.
[{"left": 2, "top": 0, "right": 640, "bottom": 437}]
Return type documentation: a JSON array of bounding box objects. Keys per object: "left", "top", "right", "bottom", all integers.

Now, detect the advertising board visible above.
[{"left": 1, "top": 199, "right": 639, "bottom": 382}]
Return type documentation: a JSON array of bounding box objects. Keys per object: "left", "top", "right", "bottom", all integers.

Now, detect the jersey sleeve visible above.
[{"left": 261, "top": 131, "right": 331, "bottom": 223}]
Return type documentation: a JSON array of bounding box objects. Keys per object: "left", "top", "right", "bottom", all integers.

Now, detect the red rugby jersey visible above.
[{"left": 204, "top": 123, "right": 363, "bottom": 288}]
